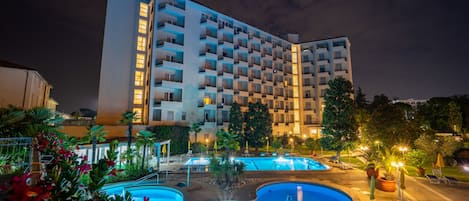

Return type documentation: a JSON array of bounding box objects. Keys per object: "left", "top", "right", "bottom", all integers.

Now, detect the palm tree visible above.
[
  {"left": 120, "top": 111, "right": 136, "bottom": 162},
  {"left": 135, "top": 130, "right": 156, "bottom": 170},
  {"left": 80, "top": 125, "right": 107, "bottom": 163},
  {"left": 190, "top": 123, "right": 202, "bottom": 144},
  {"left": 214, "top": 129, "right": 242, "bottom": 186}
]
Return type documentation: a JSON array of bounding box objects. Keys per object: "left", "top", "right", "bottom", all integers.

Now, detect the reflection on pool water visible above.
[
  {"left": 257, "top": 182, "right": 352, "bottom": 201},
  {"left": 102, "top": 182, "right": 183, "bottom": 201},
  {"left": 185, "top": 157, "right": 328, "bottom": 171}
]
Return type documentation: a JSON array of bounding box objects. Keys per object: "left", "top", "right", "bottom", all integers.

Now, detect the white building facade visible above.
[{"left": 97, "top": 0, "right": 353, "bottom": 139}]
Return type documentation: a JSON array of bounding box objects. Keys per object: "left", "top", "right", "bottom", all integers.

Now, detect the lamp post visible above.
[
  {"left": 266, "top": 136, "right": 269, "bottom": 153},
  {"left": 392, "top": 161, "right": 405, "bottom": 201},
  {"left": 374, "top": 140, "right": 381, "bottom": 153},
  {"left": 289, "top": 138, "right": 294, "bottom": 153},
  {"left": 205, "top": 138, "right": 209, "bottom": 155},
  {"left": 398, "top": 146, "right": 408, "bottom": 160}
]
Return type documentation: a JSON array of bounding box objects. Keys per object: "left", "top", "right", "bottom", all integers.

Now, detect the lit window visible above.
[
  {"left": 133, "top": 89, "right": 143, "bottom": 104},
  {"left": 136, "top": 54, "right": 145, "bottom": 68},
  {"left": 134, "top": 71, "right": 144, "bottom": 86},
  {"left": 137, "top": 36, "right": 146, "bottom": 51},
  {"left": 139, "top": 3, "right": 148, "bottom": 17},
  {"left": 133, "top": 108, "right": 142, "bottom": 122},
  {"left": 138, "top": 19, "right": 148, "bottom": 34}
]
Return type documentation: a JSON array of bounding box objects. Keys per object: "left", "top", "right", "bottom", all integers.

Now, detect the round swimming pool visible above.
[
  {"left": 256, "top": 182, "right": 352, "bottom": 201},
  {"left": 103, "top": 183, "right": 183, "bottom": 201}
]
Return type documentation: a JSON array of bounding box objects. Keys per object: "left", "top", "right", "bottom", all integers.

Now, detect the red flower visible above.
[
  {"left": 58, "top": 147, "right": 73, "bottom": 159},
  {"left": 106, "top": 159, "right": 116, "bottom": 167},
  {"left": 75, "top": 163, "right": 91, "bottom": 174},
  {"left": 144, "top": 196, "right": 150, "bottom": 201},
  {"left": 107, "top": 168, "right": 117, "bottom": 176}
]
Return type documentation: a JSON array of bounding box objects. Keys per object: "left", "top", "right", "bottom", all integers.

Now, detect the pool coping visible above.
[
  {"left": 103, "top": 181, "right": 189, "bottom": 201},
  {"left": 246, "top": 178, "right": 361, "bottom": 201},
  {"left": 255, "top": 180, "right": 355, "bottom": 201}
]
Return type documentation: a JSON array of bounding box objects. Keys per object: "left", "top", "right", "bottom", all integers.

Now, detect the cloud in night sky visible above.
[{"left": 0, "top": 0, "right": 468, "bottom": 112}]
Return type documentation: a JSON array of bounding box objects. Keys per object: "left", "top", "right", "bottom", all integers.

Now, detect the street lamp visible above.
[
  {"left": 374, "top": 140, "right": 381, "bottom": 153},
  {"left": 391, "top": 161, "right": 405, "bottom": 201},
  {"left": 266, "top": 136, "right": 269, "bottom": 153},
  {"left": 398, "top": 146, "right": 408, "bottom": 159}
]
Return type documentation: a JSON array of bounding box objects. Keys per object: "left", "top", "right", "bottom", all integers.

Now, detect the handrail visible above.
[{"left": 134, "top": 172, "right": 160, "bottom": 185}]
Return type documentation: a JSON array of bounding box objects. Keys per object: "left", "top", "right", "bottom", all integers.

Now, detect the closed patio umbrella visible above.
[
  {"left": 370, "top": 176, "right": 375, "bottom": 201},
  {"left": 435, "top": 152, "right": 444, "bottom": 169}
]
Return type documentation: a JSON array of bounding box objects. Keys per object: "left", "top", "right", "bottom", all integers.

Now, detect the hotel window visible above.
[
  {"left": 133, "top": 89, "right": 143, "bottom": 104},
  {"left": 334, "top": 51, "right": 341, "bottom": 58},
  {"left": 134, "top": 71, "right": 144, "bottom": 86},
  {"left": 138, "top": 19, "right": 148, "bottom": 34},
  {"left": 136, "top": 54, "right": 145, "bottom": 68},
  {"left": 335, "top": 63, "right": 342, "bottom": 71},
  {"left": 137, "top": 36, "right": 146, "bottom": 51},
  {"left": 318, "top": 53, "right": 325, "bottom": 60},
  {"left": 133, "top": 108, "right": 142, "bottom": 122},
  {"left": 139, "top": 3, "right": 149, "bottom": 17}
]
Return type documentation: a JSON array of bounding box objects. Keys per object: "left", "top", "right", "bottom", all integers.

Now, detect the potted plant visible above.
[
  {"left": 407, "top": 149, "right": 429, "bottom": 177},
  {"left": 375, "top": 149, "right": 398, "bottom": 192}
]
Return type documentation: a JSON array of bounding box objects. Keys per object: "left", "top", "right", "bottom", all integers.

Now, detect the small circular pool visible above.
[
  {"left": 256, "top": 182, "right": 352, "bottom": 201},
  {"left": 103, "top": 183, "right": 183, "bottom": 201}
]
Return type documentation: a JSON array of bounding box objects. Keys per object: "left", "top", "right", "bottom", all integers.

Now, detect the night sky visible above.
[{"left": 1, "top": 0, "right": 468, "bottom": 113}]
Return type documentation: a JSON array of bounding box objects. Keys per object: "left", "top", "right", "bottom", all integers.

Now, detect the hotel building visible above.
[{"left": 97, "top": 0, "right": 353, "bottom": 139}]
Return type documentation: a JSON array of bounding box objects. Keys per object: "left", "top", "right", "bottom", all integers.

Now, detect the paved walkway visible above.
[{"left": 157, "top": 155, "right": 469, "bottom": 201}]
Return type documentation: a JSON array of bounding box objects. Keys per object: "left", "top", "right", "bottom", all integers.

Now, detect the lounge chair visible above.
[
  {"left": 444, "top": 176, "right": 458, "bottom": 184},
  {"left": 426, "top": 175, "right": 440, "bottom": 184}
]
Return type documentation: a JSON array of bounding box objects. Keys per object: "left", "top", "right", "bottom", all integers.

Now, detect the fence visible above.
[{"left": 0, "top": 137, "right": 33, "bottom": 174}]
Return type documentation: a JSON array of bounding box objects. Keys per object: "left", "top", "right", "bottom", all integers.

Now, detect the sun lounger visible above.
[
  {"left": 444, "top": 176, "right": 458, "bottom": 184},
  {"left": 426, "top": 175, "right": 440, "bottom": 184}
]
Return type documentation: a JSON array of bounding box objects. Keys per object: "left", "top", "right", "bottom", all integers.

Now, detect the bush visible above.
[{"left": 147, "top": 125, "right": 190, "bottom": 154}]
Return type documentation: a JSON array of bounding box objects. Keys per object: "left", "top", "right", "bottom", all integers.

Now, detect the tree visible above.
[
  {"left": 80, "top": 125, "right": 107, "bottom": 162},
  {"left": 244, "top": 102, "right": 272, "bottom": 151},
  {"left": 190, "top": 123, "right": 202, "bottom": 144},
  {"left": 120, "top": 111, "right": 137, "bottom": 156},
  {"left": 448, "top": 101, "right": 462, "bottom": 134},
  {"left": 228, "top": 102, "right": 243, "bottom": 138},
  {"left": 355, "top": 87, "right": 368, "bottom": 109},
  {"left": 319, "top": 77, "right": 357, "bottom": 161},
  {"left": 415, "top": 134, "right": 463, "bottom": 159},
  {"left": 210, "top": 129, "right": 244, "bottom": 187},
  {"left": 0, "top": 106, "right": 63, "bottom": 137},
  {"left": 369, "top": 94, "right": 390, "bottom": 111},
  {"left": 365, "top": 103, "right": 420, "bottom": 147},
  {"left": 135, "top": 130, "right": 156, "bottom": 170}
]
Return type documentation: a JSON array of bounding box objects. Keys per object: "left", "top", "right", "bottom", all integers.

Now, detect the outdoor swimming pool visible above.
[
  {"left": 103, "top": 182, "right": 183, "bottom": 201},
  {"left": 185, "top": 157, "right": 329, "bottom": 171},
  {"left": 256, "top": 182, "right": 352, "bottom": 201}
]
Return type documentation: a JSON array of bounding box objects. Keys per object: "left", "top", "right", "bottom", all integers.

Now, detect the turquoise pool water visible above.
[
  {"left": 102, "top": 183, "right": 183, "bottom": 201},
  {"left": 257, "top": 182, "right": 352, "bottom": 201},
  {"left": 185, "top": 157, "right": 328, "bottom": 171}
]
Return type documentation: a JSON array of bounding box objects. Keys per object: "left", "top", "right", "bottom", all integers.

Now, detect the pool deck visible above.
[{"left": 157, "top": 155, "right": 469, "bottom": 201}]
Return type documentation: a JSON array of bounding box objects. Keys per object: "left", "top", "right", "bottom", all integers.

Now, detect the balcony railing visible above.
[{"left": 158, "top": 1, "right": 185, "bottom": 11}]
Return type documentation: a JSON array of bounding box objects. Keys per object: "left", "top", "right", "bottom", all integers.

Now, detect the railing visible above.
[{"left": 133, "top": 172, "right": 160, "bottom": 186}]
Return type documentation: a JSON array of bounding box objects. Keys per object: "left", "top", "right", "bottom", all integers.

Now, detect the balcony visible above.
[
  {"left": 198, "top": 83, "right": 217, "bottom": 93},
  {"left": 157, "top": 21, "right": 184, "bottom": 33},
  {"left": 199, "top": 65, "right": 217, "bottom": 75},
  {"left": 155, "top": 78, "right": 183, "bottom": 88},
  {"left": 153, "top": 98, "right": 183, "bottom": 108},
  {"left": 156, "top": 38, "right": 183, "bottom": 51},
  {"left": 200, "top": 32, "right": 218, "bottom": 44},
  {"left": 333, "top": 56, "right": 347, "bottom": 64},
  {"left": 155, "top": 57, "right": 183, "bottom": 69},
  {"left": 199, "top": 49, "right": 217, "bottom": 59},
  {"left": 158, "top": 2, "right": 185, "bottom": 16},
  {"left": 200, "top": 16, "right": 217, "bottom": 28},
  {"left": 334, "top": 69, "right": 349, "bottom": 77}
]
